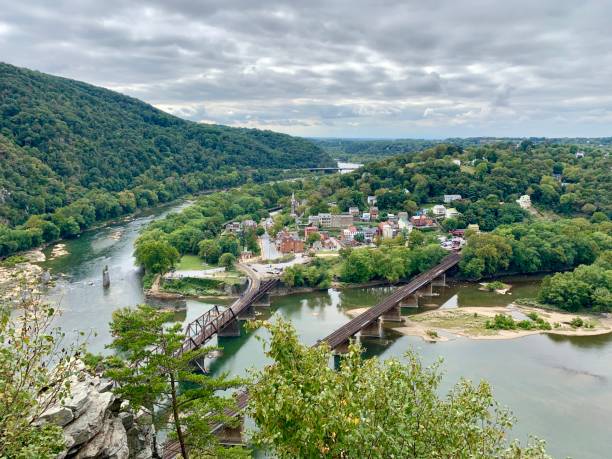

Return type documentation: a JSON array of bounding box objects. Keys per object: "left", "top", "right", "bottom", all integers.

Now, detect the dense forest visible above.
[
  {"left": 0, "top": 63, "right": 333, "bottom": 256},
  {"left": 313, "top": 142, "right": 611, "bottom": 220},
  {"left": 313, "top": 136, "right": 612, "bottom": 163}
]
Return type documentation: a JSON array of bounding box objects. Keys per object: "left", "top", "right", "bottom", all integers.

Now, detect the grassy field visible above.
[{"left": 176, "top": 255, "right": 211, "bottom": 271}]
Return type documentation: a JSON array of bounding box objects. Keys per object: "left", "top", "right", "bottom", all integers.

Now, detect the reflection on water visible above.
[{"left": 41, "top": 204, "right": 612, "bottom": 459}]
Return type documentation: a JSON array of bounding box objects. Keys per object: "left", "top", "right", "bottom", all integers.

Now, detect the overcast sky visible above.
[{"left": 2, "top": 1, "right": 612, "bottom": 138}]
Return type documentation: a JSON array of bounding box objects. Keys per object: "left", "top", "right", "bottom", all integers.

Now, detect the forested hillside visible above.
[
  {"left": 0, "top": 63, "right": 332, "bottom": 223},
  {"left": 313, "top": 136, "right": 612, "bottom": 163},
  {"left": 0, "top": 63, "right": 332, "bottom": 255}
]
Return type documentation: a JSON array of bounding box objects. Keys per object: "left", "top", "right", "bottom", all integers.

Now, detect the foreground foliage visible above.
[
  {"left": 247, "top": 318, "right": 550, "bottom": 459},
  {"left": 106, "top": 305, "right": 247, "bottom": 458},
  {"left": 0, "top": 293, "right": 85, "bottom": 458}
]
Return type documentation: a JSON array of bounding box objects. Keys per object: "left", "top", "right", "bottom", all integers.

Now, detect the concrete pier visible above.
[
  {"left": 360, "top": 320, "right": 382, "bottom": 338},
  {"left": 218, "top": 319, "right": 241, "bottom": 337},
  {"left": 382, "top": 304, "right": 402, "bottom": 322}
]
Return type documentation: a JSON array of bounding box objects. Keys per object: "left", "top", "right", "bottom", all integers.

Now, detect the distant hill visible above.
[{"left": 0, "top": 62, "right": 333, "bottom": 227}]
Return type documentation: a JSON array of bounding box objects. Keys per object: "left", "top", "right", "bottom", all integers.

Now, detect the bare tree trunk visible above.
[{"left": 170, "top": 372, "right": 188, "bottom": 459}]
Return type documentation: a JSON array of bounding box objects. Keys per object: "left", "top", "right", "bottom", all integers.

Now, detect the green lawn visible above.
[{"left": 176, "top": 255, "right": 211, "bottom": 271}]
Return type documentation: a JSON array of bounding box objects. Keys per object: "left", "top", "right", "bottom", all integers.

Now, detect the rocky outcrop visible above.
[{"left": 38, "top": 363, "right": 154, "bottom": 459}]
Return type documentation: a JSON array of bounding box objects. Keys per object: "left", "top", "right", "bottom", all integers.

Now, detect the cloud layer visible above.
[{"left": 2, "top": 0, "right": 612, "bottom": 137}]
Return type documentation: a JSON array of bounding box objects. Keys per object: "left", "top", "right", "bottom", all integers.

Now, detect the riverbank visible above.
[{"left": 346, "top": 304, "right": 612, "bottom": 342}]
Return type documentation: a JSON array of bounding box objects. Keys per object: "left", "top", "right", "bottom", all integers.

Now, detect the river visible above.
[{"left": 40, "top": 200, "right": 612, "bottom": 459}]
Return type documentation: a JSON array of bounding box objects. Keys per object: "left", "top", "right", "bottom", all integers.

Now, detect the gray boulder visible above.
[
  {"left": 36, "top": 406, "right": 74, "bottom": 427},
  {"left": 64, "top": 391, "right": 114, "bottom": 447},
  {"left": 75, "top": 416, "right": 129, "bottom": 459}
]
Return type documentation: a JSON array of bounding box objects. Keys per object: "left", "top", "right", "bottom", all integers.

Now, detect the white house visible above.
[
  {"left": 452, "top": 159, "right": 461, "bottom": 166},
  {"left": 361, "top": 212, "right": 371, "bottom": 222},
  {"left": 367, "top": 195, "right": 377, "bottom": 205},
  {"left": 381, "top": 223, "right": 395, "bottom": 240},
  {"left": 431, "top": 205, "right": 447, "bottom": 217},
  {"left": 308, "top": 215, "right": 321, "bottom": 226},
  {"left": 444, "top": 194, "right": 462, "bottom": 204},
  {"left": 445, "top": 208, "right": 459, "bottom": 219}
]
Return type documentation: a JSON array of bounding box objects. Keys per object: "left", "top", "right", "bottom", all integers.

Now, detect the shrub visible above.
[
  {"left": 570, "top": 317, "right": 584, "bottom": 328},
  {"left": 485, "top": 281, "right": 505, "bottom": 292}
]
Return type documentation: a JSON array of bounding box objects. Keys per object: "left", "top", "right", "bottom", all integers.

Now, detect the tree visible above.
[
  {"left": 247, "top": 318, "right": 550, "bottom": 458},
  {"left": 219, "top": 252, "right": 236, "bottom": 269},
  {"left": 0, "top": 292, "right": 85, "bottom": 458},
  {"left": 106, "top": 305, "right": 247, "bottom": 459},
  {"left": 134, "top": 239, "right": 180, "bottom": 274},
  {"left": 306, "top": 232, "right": 321, "bottom": 246},
  {"left": 340, "top": 249, "right": 372, "bottom": 283},
  {"left": 198, "top": 239, "right": 222, "bottom": 264}
]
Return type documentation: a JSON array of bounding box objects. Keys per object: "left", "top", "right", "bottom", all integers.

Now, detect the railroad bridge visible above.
[
  {"left": 178, "top": 272, "right": 279, "bottom": 370},
  {"left": 163, "top": 253, "right": 460, "bottom": 457}
]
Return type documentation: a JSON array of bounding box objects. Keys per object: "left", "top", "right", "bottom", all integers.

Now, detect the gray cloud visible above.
[{"left": 2, "top": 0, "right": 612, "bottom": 137}]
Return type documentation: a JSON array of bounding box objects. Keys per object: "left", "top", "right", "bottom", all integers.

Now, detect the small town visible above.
[{"left": 222, "top": 192, "right": 468, "bottom": 269}]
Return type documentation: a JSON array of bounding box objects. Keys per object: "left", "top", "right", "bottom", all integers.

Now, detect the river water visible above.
[{"left": 40, "top": 201, "right": 612, "bottom": 459}]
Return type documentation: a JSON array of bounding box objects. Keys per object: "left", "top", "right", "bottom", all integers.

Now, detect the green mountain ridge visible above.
[
  {"left": 0, "top": 62, "right": 332, "bottom": 256},
  {"left": 0, "top": 62, "right": 333, "bottom": 226}
]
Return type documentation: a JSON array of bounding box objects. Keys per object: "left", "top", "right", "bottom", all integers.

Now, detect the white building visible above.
[
  {"left": 367, "top": 195, "right": 377, "bottom": 205},
  {"left": 445, "top": 208, "right": 459, "bottom": 219},
  {"left": 381, "top": 223, "right": 395, "bottom": 240},
  {"left": 361, "top": 212, "right": 371, "bottom": 222},
  {"left": 444, "top": 194, "right": 462, "bottom": 204},
  {"left": 308, "top": 215, "right": 321, "bottom": 226},
  {"left": 431, "top": 205, "right": 447, "bottom": 217},
  {"left": 348, "top": 206, "right": 360, "bottom": 216},
  {"left": 516, "top": 195, "right": 532, "bottom": 209},
  {"left": 318, "top": 213, "right": 332, "bottom": 227},
  {"left": 452, "top": 159, "right": 461, "bottom": 166}
]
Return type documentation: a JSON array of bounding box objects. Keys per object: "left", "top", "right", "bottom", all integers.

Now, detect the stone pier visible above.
[
  {"left": 218, "top": 319, "right": 241, "bottom": 337},
  {"left": 237, "top": 305, "right": 255, "bottom": 320},
  {"left": 399, "top": 293, "right": 419, "bottom": 308},
  {"left": 431, "top": 273, "right": 446, "bottom": 287},
  {"left": 416, "top": 282, "right": 434, "bottom": 297},
  {"left": 382, "top": 304, "right": 403, "bottom": 322},
  {"left": 360, "top": 320, "right": 382, "bottom": 338},
  {"left": 102, "top": 265, "right": 110, "bottom": 288},
  {"left": 253, "top": 293, "right": 271, "bottom": 307}
]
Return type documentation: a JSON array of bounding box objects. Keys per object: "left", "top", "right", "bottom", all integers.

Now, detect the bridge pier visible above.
[
  {"left": 431, "top": 273, "right": 446, "bottom": 287},
  {"left": 360, "top": 319, "right": 382, "bottom": 338},
  {"left": 218, "top": 319, "right": 241, "bottom": 337},
  {"left": 253, "top": 293, "right": 271, "bottom": 307},
  {"left": 216, "top": 416, "right": 245, "bottom": 446},
  {"left": 191, "top": 355, "right": 208, "bottom": 373},
  {"left": 237, "top": 305, "right": 255, "bottom": 320},
  {"left": 382, "top": 304, "right": 403, "bottom": 322},
  {"left": 418, "top": 282, "right": 435, "bottom": 297},
  {"left": 399, "top": 293, "right": 419, "bottom": 308}
]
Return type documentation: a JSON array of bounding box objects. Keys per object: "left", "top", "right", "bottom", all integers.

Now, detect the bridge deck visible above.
[
  {"left": 180, "top": 276, "right": 278, "bottom": 354},
  {"left": 321, "top": 252, "right": 460, "bottom": 349}
]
